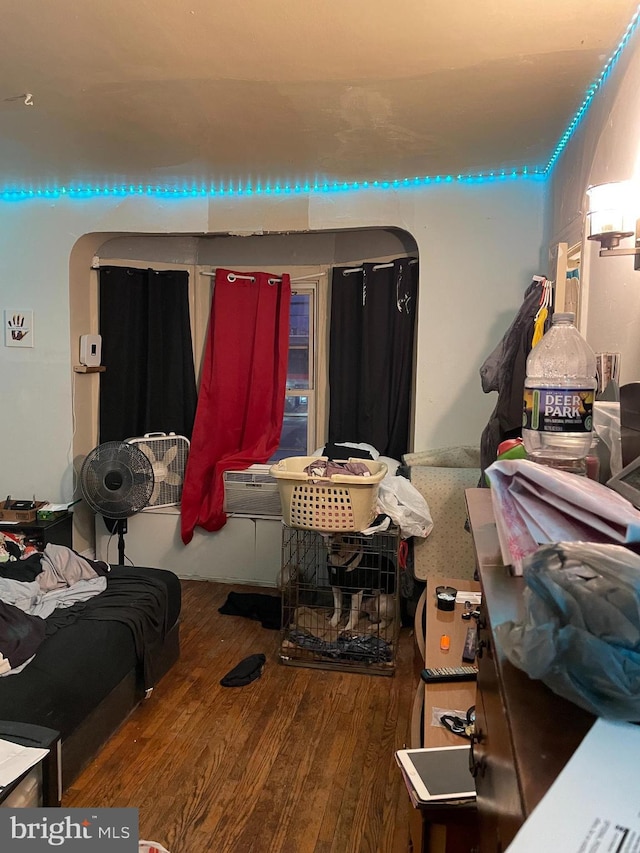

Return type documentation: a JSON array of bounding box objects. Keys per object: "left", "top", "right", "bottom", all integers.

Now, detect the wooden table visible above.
[
  {"left": 406, "top": 576, "right": 481, "bottom": 853},
  {"left": 422, "top": 576, "right": 479, "bottom": 747}
]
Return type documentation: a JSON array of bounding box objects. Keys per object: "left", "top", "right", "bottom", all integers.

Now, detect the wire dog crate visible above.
[{"left": 279, "top": 525, "right": 401, "bottom": 676}]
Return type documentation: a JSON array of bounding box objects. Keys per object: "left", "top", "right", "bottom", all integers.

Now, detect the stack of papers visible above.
[
  {"left": 485, "top": 459, "right": 640, "bottom": 575},
  {"left": 0, "top": 739, "right": 49, "bottom": 788}
]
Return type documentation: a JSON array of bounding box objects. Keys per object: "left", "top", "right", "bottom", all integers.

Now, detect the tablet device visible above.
[{"left": 396, "top": 745, "right": 476, "bottom": 803}]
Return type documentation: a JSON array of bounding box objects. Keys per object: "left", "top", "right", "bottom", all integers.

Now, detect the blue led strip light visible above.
[
  {"left": 0, "top": 168, "right": 547, "bottom": 201},
  {"left": 544, "top": 6, "right": 640, "bottom": 175},
  {"left": 0, "top": 8, "right": 638, "bottom": 201}
]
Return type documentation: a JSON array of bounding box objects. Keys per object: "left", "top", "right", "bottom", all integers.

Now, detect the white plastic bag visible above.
[
  {"left": 594, "top": 401, "right": 623, "bottom": 477},
  {"left": 376, "top": 476, "right": 434, "bottom": 539},
  {"left": 496, "top": 541, "right": 640, "bottom": 719}
]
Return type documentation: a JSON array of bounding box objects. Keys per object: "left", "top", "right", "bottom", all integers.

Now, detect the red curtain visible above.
[{"left": 181, "top": 268, "right": 291, "bottom": 543}]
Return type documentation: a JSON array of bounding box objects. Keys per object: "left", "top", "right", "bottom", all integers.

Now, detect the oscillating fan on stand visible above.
[{"left": 80, "top": 441, "right": 155, "bottom": 564}]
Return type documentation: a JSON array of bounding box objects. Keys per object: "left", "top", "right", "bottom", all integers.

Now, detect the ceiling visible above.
[{"left": 1, "top": 0, "right": 638, "bottom": 190}]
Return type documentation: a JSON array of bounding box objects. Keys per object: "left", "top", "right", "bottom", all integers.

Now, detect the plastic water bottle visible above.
[{"left": 522, "top": 312, "right": 597, "bottom": 470}]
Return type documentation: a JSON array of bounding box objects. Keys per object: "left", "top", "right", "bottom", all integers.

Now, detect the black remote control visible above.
[
  {"left": 462, "top": 625, "right": 478, "bottom": 662},
  {"left": 421, "top": 665, "right": 478, "bottom": 683}
]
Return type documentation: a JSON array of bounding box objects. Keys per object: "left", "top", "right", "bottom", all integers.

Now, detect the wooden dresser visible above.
[{"left": 465, "top": 489, "right": 595, "bottom": 852}]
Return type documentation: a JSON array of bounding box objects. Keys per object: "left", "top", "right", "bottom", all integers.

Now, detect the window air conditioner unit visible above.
[{"left": 223, "top": 466, "right": 282, "bottom": 519}]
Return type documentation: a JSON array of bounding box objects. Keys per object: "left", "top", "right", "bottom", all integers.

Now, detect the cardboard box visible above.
[{"left": 0, "top": 502, "right": 47, "bottom": 524}]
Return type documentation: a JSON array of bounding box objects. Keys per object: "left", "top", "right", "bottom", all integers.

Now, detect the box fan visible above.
[{"left": 126, "top": 432, "right": 190, "bottom": 509}]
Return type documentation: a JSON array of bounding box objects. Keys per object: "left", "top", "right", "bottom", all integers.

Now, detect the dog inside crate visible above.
[{"left": 280, "top": 527, "right": 399, "bottom": 668}]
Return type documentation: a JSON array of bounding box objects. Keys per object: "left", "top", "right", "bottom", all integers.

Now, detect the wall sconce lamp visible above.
[{"left": 587, "top": 181, "right": 640, "bottom": 269}]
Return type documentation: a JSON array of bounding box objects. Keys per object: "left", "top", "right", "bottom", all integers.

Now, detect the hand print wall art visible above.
[{"left": 4, "top": 310, "right": 34, "bottom": 347}]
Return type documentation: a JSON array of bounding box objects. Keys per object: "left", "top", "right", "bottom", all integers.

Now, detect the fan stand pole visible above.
[{"left": 116, "top": 519, "right": 127, "bottom": 564}]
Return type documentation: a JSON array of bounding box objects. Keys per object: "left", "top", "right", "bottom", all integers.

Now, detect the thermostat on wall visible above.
[{"left": 80, "top": 334, "right": 102, "bottom": 367}]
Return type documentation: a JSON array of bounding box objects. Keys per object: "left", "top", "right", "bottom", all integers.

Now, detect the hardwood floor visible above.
[{"left": 63, "top": 579, "right": 417, "bottom": 853}]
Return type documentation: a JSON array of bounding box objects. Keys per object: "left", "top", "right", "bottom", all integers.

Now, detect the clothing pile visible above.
[
  {"left": 0, "top": 531, "right": 40, "bottom": 563},
  {"left": 288, "top": 628, "right": 393, "bottom": 663},
  {"left": 303, "top": 459, "right": 372, "bottom": 480},
  {"left": 0, "top": 544, "right": 109, "bottom": 675}
]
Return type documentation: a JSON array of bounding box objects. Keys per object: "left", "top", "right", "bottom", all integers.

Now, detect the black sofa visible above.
[{"left": 0, "top": 564, "right": 181, "bottom": 793}]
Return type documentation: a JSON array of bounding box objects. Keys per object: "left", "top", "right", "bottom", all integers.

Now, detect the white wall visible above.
[
  {"left": 547, "top": 26, "right": 640, "bottom": 384},
  {"left": 95, "top": 510, "right": 283, "bottom": 586},
  {"left": 0, "top": 181, "right": 544, "bottom": 520},
  {"left": 0, "top": 197, "right": 207, "bottom": 507}
]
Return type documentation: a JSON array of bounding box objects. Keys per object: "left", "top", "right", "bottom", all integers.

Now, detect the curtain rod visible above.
[
  {"left": 341, "top": 258, "right": 419, "bottom": 275},
  {"left": 198, "top": 271, "right": 324, "bottom": 283},
  {"left": 90, "top": 262, "right": 322, "bottom": 285}
]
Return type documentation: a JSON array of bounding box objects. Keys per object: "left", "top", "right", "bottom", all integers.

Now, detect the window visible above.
[{"left": 271, "top": 290, "right": 315, "bottom": 461}]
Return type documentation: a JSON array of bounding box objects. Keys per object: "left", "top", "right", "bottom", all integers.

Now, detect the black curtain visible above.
[
  {"left": 328, "top": 258, "right": 418, "bottom": 460},
  {"left": 99, "top": 266, "right": 198, "bottom": 443}
]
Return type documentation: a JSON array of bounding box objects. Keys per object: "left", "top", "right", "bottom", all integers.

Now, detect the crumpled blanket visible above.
[
  {"left": 292, "top": 605, "right": 395, "bottom": 643},
  {"left": 0, "top": 544, "right": 110, "bottom": 675},
  {"left": 37, "top": 543, "right": 109, "bottom": 591},
  {"left": 218, "top": 591, "right": 282, "bottom": 630},
  {"left": 0, "top": 575, "right": 107, "bottom": 620},
  {"left": 287, "top": 628, "right": 392, "bottom": 662},
  {"left": 0, "top": 600, "right": 46, "bottom": 670},
  {"left": 45, "top": 572, "right": 169, "bottom": 691}
]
